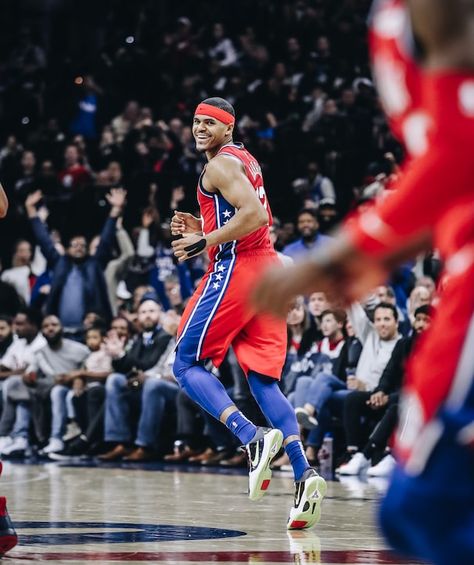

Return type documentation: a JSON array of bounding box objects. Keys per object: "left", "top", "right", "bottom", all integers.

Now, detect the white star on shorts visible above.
[
  {"left": 217, "top": 265, "right": 226, "bottom": 272},
  {"left": 213, "top": 282, "right": 220, "bottom": 290},
  {"left": 223, "top": 210, "right": 232, "bottom": 218},
  {"left": 215, "top": 273, "right": 223, "bottom": 281}
]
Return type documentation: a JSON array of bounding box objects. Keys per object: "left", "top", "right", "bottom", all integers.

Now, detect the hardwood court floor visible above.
[{"left": 1, "top": 460, "right": 426, "bottom": 564}]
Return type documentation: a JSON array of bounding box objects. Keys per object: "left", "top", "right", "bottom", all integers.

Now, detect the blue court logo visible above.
[{"left": 15, "top": 521, "right": 246, "bottom": 545}]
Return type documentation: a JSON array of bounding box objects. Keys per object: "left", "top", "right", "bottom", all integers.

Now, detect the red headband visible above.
[{"left": 194, "top": 103, "right": 235, "bottom": 125}]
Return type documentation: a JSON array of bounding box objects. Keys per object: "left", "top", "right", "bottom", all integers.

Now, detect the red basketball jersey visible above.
[
  {"left": 369, "top": 0, "right": 426, "bottom": 158},
  {"left": 197, "top": 143, "right": 273, "bottom": 263}
]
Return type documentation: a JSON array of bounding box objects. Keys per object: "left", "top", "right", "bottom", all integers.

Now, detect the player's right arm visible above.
[
  {"left": 172, "top": 156, "right": 267, "bottom": 262},
  {"left": 0, "top": 183, "right": 8, "bottom": 218}
]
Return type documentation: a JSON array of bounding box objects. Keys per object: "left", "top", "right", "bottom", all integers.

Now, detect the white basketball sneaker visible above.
[
  {"left": 337, "top": 452, "right": 370, "bottom": 475},
  {"left": 246, "top": 427, "right": 283, "bottom": 501},
  {"left": 287, "top": 468, "right": 327, "bottom": 530},
  {"left": 367, "top": 454, "right": 396, "bottom": 477}
]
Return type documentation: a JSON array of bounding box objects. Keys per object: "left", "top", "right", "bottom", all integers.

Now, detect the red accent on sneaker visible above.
[
  {"left": 289, "top": 520, "right": 308, "bottom": 529},
  {"left": 0, "top": 497, "right": 6, "bottom": 517},
  {"left": 261, "top": 479, "right": 271, "bottom": 491},
  {"left": 0, "top": 534, "right": 18, "bottom": 555}
]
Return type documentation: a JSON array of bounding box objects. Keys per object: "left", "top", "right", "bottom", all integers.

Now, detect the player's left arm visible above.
[
  {"left": 0, "top": 183, "right": 8, "bottom": 218},
  {"left": 172, "top": 156, "right": 268, "bottom": 262}
]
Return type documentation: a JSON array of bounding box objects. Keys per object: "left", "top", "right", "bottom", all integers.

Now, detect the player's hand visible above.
[
  {"left": 170, "top": 211, "right": 202, "bottom": 236},
  {"left": 171, "top": 233, "right": 207, "bottom": 262},
  {"left": 251, "top": 261, "right": 321, "bottom": 318}
]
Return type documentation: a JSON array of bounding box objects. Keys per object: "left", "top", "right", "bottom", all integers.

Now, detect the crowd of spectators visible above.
[{"left": 0, "top": 1, "right": 442, "bottom": 474}]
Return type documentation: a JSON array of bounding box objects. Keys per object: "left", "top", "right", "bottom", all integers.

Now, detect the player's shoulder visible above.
[{"left": 207, "top": 152, "right": 244, "bottom": 178}]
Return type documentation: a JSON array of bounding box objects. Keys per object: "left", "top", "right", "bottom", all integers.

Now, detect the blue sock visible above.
[
  {"left": 225, "top": 411, "right": 257, "bottom": 445},
  {"left": 285, "top": 440, "right": 311, "bottom": 481}
]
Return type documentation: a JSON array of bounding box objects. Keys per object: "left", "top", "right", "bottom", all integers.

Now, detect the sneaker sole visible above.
[
  {"left": 248, "top": 429, "right": 283, "bottom": 502},
  {"left": 287, "top": 476, "right": 327, "bottom": 530},
  {"left": 295, "top": 408, "right": 318, "bottom": 430}
]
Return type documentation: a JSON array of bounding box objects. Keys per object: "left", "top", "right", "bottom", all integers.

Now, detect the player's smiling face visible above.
[{"left": 193, "top": 114, "right": 232, "bottom": 152}]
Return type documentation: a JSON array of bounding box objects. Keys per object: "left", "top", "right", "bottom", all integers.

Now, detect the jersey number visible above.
[{"left": 256, "top": 185, "right": 268, "bottom": 210}]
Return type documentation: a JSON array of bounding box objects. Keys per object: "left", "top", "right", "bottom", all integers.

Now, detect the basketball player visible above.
[
  {"left": 171, "top": 97, "right": 326, "bottom": 530},
  {"left": 253, "top": 1, "right": 474, "bottom": 563},
  {"left": 0, "top": 183, "right": 18, "bottom": 555}
]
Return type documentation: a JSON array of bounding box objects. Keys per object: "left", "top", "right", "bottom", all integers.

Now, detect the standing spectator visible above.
[
  {"left": 89, "top": 218, "right": 135, "bottom": 315},
  {"left": 25, "top": 188, "right": 126, "bottom": 335},
  {"left": 1, "top": 240, "right": 34, "bottom": 304},
  {"left": 98, "top": 295, "right": 174, "bottom": 461},
  {"left": 283, "top": 209, "right": 332, "bottom": 260},
  {"left": 57, "top": 144, "right": 92, "bottom": 193}
]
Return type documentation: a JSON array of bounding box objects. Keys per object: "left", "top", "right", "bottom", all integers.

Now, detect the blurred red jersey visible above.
[
  {"left": 369, "top": 0, "right": 425, "bottom": 158},
  {"left": 197, "top": 143, "right": 273, "bottom": 264}
]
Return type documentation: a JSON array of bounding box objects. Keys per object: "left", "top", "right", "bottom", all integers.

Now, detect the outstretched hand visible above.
[{"left": 106, "top": 188, "right": 127, "bottom": 215}]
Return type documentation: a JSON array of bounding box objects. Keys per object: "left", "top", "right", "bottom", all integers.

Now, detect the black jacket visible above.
[
  {"left": 375, "top": 335, "right": 416, "bottom": 395},
  {"left": 112, "top": 326, "right": 172, "bottom": 375}
]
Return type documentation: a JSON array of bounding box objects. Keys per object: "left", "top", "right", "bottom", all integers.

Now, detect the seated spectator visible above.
[
  {"left": 49, "top": 326, "right": 113, "bottom": 459},
  {"left": 30, "top": 316, "right": 90, "bottom": 455},
  {"left": 0, "top": 308, "right": 46, "bottom": 455},
  {"left": 0, "top": 314, "right": 87, "bottom": 457},
  {"left": 292, "top": 302, "right": 400, "bottom": 469},
  {"left": 98, "top": 295, "right": 176, "bottom": 461},
  {"left": 282, "top": 208, "right": 333, "bottom": 260},
  {"left": 307, "top": 291, "right": 330, "bottom": 339},
  {"left": 291, "top": 161, "right": 336, "bottom": 209},
  {"left": 407, "top": 285, "right": 433, "bottom": 325},
  {"left": 338, "top": 305, "right": 433, "bottom": 476},
  {"left": 0, "top": 316, "right": 14, "bottom": 366},
  {"left": 0, "top": 308, "right": 46, "bottom": 382},
  {"left": 25, "top": 188, "right": 126, "bottom": 335}
]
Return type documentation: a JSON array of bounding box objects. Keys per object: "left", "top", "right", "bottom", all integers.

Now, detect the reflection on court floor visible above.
[{"left": 2, "top": 461, "right": 426, "bottom": 564}]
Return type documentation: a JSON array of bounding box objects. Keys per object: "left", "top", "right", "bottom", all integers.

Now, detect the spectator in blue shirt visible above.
[{"left": 282, "top": 208, "right": 333, "bottom": 260}]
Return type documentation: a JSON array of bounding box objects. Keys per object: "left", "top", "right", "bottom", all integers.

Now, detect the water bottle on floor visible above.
[{"left": 318, "top": 433, "right": 333, "bottom": 477}]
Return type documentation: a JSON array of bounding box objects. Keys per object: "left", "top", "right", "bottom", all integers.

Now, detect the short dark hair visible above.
[
  {"left": 414, "top": 304, "right": 433, "bottom": 318},
  {"left": 86, "top": 326, "right": 106, "bottom": 337},
  {"left": 0, "top": 315, "right": 12, "bottom": 325},
  {"left": 17, "top": 306, "right": 43, "bottom": 329},
  {"left": 320, "top": 309, "right": 346, "bottom": 325},
  {"left": 297, "top": 208, "right": 318, "bottom": 221},
  {"left": 201, "top": 97, "right": 235, "bottom": 117},
  {"left": 374, "top": 302, "right": 398, "bottom": 321}
]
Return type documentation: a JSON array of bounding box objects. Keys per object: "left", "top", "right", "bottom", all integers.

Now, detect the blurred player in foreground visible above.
[{"left": 253, "top": 1, "right": 474, "bottom": 564}]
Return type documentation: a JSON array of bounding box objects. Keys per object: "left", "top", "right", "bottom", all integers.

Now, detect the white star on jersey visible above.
[
  {"left": 223, "top": 219, "right": 230, "bottom": 225},
  {"left": 215, "top": 273, "right": 223, "bottom": 281},
  {"left": 213, "top": 282, "right": 220, "bottom": 290},
  {"left": 217, "top": 265, "right": 226, "bottom": 272},
  {"left": 223, "top": 210, "right": 232, "bottom": 218}
]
